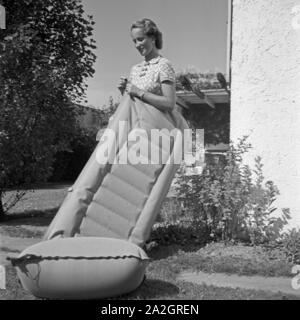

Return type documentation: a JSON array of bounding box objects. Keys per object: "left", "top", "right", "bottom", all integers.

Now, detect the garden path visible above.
[{"left": 177, "top": 271, "right": 300, "bottom": 297}]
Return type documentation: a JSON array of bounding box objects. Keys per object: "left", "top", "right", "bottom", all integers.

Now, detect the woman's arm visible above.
[{"left": 126, "top": 80, "right": 176, "bottom": 112}]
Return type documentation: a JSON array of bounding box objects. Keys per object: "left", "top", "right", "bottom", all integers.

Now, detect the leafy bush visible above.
[
  {"left": 175, "top": 136, "right": 291, "bottom": 245},
  {"left": 49, "top": 127, "right": 98, "bottom": 182},
  {"left": 157, "top": 198, "right": 184, "bottom": 223},
  {"left": 269, "top": 229, "right": 300, "bottom": 265},
  {"left": 49, "top": 98, "right": 119, "bottom": 182},
  {"left": 149, "top": 218, "right": 210, "bottom": 247}
]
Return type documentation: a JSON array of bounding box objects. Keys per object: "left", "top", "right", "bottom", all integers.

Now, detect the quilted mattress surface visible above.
[{"left": 44, "top": 94, "right": 189, "bottom": 246}]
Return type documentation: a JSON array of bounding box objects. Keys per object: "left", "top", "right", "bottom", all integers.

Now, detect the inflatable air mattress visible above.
[
  {"left": 44, "top": 94, "right": 189, "bottom": 247},
  {"left": 10, "top": 237, "right": 149, "bottom": 299}
]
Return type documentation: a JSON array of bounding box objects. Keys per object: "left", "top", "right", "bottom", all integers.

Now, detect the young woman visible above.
[{"left": 118, "top": 18, "right": 176, "bottom": 113}]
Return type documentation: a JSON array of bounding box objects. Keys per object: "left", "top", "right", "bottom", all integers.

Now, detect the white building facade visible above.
[{"left": 230, "top": 0, "right": 300, "bottom": 227}]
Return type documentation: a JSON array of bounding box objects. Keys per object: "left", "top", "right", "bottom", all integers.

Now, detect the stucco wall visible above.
[{"left": 231, "top": 0, "right": 300, "bottom": 226}]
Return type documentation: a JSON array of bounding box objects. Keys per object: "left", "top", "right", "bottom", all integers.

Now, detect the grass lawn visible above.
[{"left": 0, "top": 183, "right": 299, "bottom": 300}]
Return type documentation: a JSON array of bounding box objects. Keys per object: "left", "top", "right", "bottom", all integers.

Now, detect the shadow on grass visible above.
[
  {"left": 5, "top": 182, "right": 72, "bottom": 192},
  {"left": 25, "top": 182, "right": 72, "bottom": 190},
  {"left": 147, "top": 243, "right": 206, "bottom": 261},
  {"left": 1, "top": 247, "right": 21, "bottom": 253},
  {"left": 1, "top": 208, "right": 58, "bottom": 227}
]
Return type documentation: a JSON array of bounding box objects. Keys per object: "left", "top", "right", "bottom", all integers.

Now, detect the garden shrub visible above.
[
  {"left": 49, "top": 99, "right": 119, "bottom": 182},
  {"left": 157, "top": 197, "right": 184, "bottom": 223},
  {"left": 149, "top": 218, "right": 210, "bottom": 247},
  {"left": 266, "top": 228, "right": 300, "bottom": 265},
  {"left": 49, "top": 127, "right": 98, "bottom": 182},
  {"left": 174, "top": 136, "right": 291, "bottom": 245}
]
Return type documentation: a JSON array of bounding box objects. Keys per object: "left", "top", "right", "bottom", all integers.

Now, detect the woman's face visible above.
[{"left": 131, "top": 27, "right": 155, "bottom": 57}]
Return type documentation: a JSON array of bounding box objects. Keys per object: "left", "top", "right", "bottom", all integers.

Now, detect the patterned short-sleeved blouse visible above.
[{"left": 129, "top": 56, "right": 176, "bottom": 96}]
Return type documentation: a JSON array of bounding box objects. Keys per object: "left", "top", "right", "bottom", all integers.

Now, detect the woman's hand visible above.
[
  {"left": 124, "top": 80, "right": 176, "bottom": 112},
  {"left": 117, "top": 77, "right": 128, "bottom": 95},
  {"left": 125, "top": 82, "right": 144, "bottom": 98}
]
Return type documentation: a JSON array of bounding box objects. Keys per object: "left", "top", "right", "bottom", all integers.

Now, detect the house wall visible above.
[{"left": 231, "top": 0, "right": 300, "bottom": 226}]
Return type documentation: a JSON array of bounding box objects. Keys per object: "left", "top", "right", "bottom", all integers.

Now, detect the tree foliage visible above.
[
  {"left": 98, "top": 96, "right": 119, "bottom": 128},
  {"left": 0, "top": 0, "right": 96, "bottom": 218}
]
